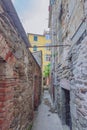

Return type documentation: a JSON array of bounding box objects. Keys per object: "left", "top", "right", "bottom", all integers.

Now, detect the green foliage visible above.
[
  {"left": 43, "top": 63, "right": 51, "bottom": 78},
  {"left": 27, "top": 123, "right": 32, "bottom": 130}
]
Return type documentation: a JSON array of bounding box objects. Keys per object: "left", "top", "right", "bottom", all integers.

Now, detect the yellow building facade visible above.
[{"left": 28, "top": 32, "right": 51, "bottom": 76}]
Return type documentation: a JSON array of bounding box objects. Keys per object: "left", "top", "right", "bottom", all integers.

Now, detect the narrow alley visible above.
[
  {"left": 32, "top": 90, "right": 62, "bottom": 130},
  {"left": 32, "top": 90, "right": 69, "bottom": 130},
  {"left": 0, "top": 0, "right": 87, "bottom": 130}
]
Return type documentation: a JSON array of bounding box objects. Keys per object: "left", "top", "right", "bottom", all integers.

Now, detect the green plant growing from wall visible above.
[
  {"left": 27, "top": 123, "right": 32, "bottom": 130},
  {"left": 43, "top": 63, "right": 51, "bottom": 78}
]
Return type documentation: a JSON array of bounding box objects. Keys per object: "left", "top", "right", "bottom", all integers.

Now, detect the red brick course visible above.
[{"left": 0, "top": 3, "right": 42, "bottom": 130}]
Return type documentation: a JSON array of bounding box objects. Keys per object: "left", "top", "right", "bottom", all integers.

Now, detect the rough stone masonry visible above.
[
  {"left": 49, "top": 0, "right": 87, "bottom": 130},
  {"left": 0, "top": 0, "right": 42, "bottom": 130}
]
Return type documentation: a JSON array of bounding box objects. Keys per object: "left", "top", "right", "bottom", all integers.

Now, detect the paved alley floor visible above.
[{"left": 32, "top": 90, "right": 64, "bottom": 130}]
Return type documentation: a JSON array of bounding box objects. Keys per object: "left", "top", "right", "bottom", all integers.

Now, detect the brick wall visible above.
[{"left": 0, "top": 2, "right": 42, "bottom": 130}]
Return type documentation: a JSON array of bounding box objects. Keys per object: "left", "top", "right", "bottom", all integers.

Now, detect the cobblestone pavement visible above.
[{"left": 32, "top": 90, "right": 64, "bottom": 130}]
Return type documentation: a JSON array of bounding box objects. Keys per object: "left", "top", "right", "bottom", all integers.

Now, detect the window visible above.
[
  {"left": 33, "top": 45, "right": 37, "bottom": 51},
  {"left": 45, "top": 54, "right": 51, "bottom": 61},
  {"left": 45, "top": 34, "right": 50, "bottom": 40},
  {"left": 34, "top": 35, "right": 38, "bottom": 41},
  {"left": 50, "top": 0, "right": 55, "bottom": 5}
]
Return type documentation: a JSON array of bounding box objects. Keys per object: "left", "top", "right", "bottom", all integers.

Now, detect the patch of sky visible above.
[{"left": 13, "top": 0, "right": 33, "bottom": 15}]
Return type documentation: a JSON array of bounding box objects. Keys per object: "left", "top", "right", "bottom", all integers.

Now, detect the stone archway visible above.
[{"left": 0, "top": 57, "right": 14, "bottom": 130}]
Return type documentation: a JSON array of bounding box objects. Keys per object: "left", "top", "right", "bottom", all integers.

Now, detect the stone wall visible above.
[
  {"left": 49, "top": 0, "right": 87, "bottom": 130},
  {"left": 69, "top": 36, "right": 87, "bottom": 130},
  {"left": 0, "top": 1, "right": 42, "bottom": 130}
]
